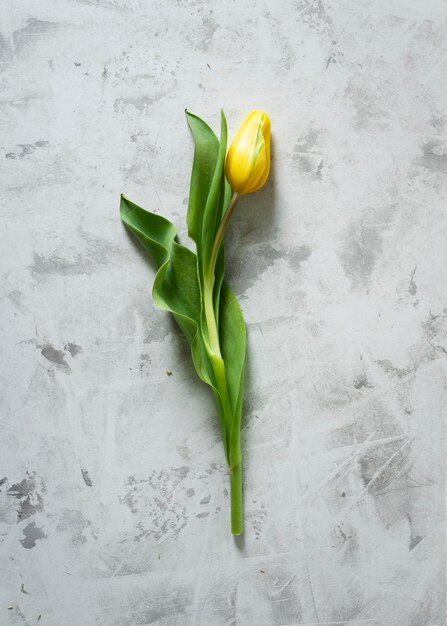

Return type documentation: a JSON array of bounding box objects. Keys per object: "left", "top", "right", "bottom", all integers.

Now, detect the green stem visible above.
[
  {"left": 209, "top": 192, "right": 239, "bottom": 279},
  {"left": 230, "top": 461, "right": 243, "bottom": 535},
  {"left": 202, "top": 190, "right": 242, "bottom": 534}
]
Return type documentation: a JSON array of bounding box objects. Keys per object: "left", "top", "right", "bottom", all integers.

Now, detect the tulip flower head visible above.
[{"left": 225, "top": 110, "right": 271, "bottom": 195}]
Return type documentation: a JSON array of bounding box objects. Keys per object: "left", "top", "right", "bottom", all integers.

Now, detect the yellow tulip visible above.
[{"left": 225, "top": 110, "right": 271, "bottom": 195}]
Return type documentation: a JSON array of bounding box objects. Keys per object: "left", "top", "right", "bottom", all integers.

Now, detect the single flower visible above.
[
  {"left": 225, "top": 110, "right": 271, "bottom": 194},
  {"left": 120, "top": 109, "right": 271, "bottom": 535}
]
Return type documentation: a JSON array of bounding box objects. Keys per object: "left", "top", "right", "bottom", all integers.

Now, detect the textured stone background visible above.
[{"left": 1, "top": 0, "right": 446, "bottom": 624}]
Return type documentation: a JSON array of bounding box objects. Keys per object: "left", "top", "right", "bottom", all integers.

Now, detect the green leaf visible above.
[
  {"left": 219, "top": 281, "right": 246, "bottom": 425},
  {"left": 186, "top": 111, "right": 231, "bottom": 285},
  {"left": 201, "top": 111, "right": 228, "bottom": 269},
  {"left": 120, "top": 195, "right": 196, "bottom": 340},
  {"left": 120, "top": 195, "right": 215, "bottom": 384},
  {"left": 120, "top": 195, "right": 245, "bottom": 466},
  {"left": 185, "top": 111, "right": 219, "bottom": 253}
]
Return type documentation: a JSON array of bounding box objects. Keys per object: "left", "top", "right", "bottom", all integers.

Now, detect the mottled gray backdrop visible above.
[{"left": 1, "top": 0, "right": 446, "bottom": 624}]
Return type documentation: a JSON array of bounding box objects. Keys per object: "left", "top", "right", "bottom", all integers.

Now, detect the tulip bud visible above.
[{"left": 225, "top": 110, "right": 271, "bottom": 195}]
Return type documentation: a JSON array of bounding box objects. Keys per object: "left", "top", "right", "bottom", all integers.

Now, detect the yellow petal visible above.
[{"left": 225, "top": 110, "right": 271, "bottom": 195}]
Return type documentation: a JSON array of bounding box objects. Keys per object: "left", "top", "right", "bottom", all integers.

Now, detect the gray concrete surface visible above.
[{"left": 1, "top": 0, "right": 446, "bottom": 624}]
